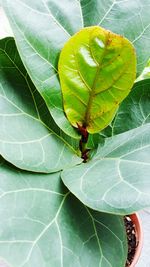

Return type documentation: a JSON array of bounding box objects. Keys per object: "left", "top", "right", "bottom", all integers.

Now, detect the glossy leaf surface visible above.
[
  {"left": 0, "top": 158, "right": 127, "bottom": 267},
  {"left": 2, "top": 0, "right": 150, "bottom": 136},
  {"left": 0, "top": 38, "right": 81, "bottom": 173},
  {"left": 59, "top": 26, "right": 136, "bottom": 133},
  {"left": 62, "top": 123, "right": 150, "bottom": 215}
]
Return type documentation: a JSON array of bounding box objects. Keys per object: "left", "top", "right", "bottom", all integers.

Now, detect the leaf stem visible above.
[{"left": 77, "top": 123, "right": 90, "bottom": 162}]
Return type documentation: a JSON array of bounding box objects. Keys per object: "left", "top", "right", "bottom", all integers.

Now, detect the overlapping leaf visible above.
[
  {"left": 0, "top": 158, "right": 127, "bottom": 267},
  {"left": 137, "top": 59, "right": 150, "bottom": 81},
  {"left": 101, "top": 79, "right": 150, "bottom": 137},
  {"left": 0, "top": 38, "right": 81, "bottom": 172},
  {"left": 59, "top": 26, "right": 136, "bottom": 133},
  {"left": 111, "top": 79, "right": 150, "bottom": 135},
  {"left": 1, "top": 0, "right": 82, "bottom": 138},
  {"left": 2, "top": 0, "right": 150, "bottom": 135},
  {"left": 62, "top": 123, "right": 150, "bottom": 215}
]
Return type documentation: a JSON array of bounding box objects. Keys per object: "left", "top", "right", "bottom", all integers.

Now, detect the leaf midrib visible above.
[
  {"left": 19, "top": 191, "right": 70, "bottom": 267},
  {"left": 85, "top": 206, "right": 113, "bottom": 267},
  {"left": 83, "top": 32, "right": 127, "bottom": 126},
  {"left": 84, "top": 32, "right": 111, "bottom": 125}
]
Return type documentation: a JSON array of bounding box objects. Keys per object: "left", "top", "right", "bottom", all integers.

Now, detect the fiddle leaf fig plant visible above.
[{"left": 0, "top": 1, "right": 150, "bottom": 267}]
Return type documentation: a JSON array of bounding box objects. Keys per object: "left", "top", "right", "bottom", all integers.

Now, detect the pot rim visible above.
[{"left": 129, "top": 213, "right": 143, "bottom": 267}]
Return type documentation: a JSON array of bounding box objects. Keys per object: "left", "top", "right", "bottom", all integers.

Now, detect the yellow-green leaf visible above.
[{"left": 59, "top": 26, "right": 136, "bottom": 134}]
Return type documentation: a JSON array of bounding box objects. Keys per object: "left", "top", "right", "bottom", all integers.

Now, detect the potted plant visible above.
[{"left": 0, "top": 1, "right": 150, "bottom": 266}]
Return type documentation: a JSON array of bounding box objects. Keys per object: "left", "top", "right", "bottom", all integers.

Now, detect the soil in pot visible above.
[{"left": 125, "top": 216, "right": 138, "bottom": 267}]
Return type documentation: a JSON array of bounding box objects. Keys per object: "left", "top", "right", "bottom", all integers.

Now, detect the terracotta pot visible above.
[{"left": 129, "top": 213, "right": 143, "bottom": 267}]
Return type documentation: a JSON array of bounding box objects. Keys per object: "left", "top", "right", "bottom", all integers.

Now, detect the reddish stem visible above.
[{"left": 77, "top": 123, "right": 90, "bottom": 162}]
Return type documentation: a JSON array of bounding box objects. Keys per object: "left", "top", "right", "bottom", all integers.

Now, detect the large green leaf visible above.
[
  {"left": 62, "top": 123, "right": 150, "bottom": 215},
  {"left": 59, "top": 26, "right": 136, "bottom": 133},
  {"left": 2, "top": 1, "right": 150, "bottom": 136},
  {"left": 110, "top": 79, "right": 150, "bottom": 135},
  {"left": 0, "top": 38, "right": 81, "bottom": 173},
  {"left": 1, "top": 0, "right": 82, "bottom": 139},
  {"left": 0, "top": 158, "right": 127, "bottom": 267}
]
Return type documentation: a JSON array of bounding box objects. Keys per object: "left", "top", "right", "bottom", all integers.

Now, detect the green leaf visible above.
[
  {"left": 0, "top": 158, "right": 127, "bottom": 267},
  {"left": 0, "top": 38, "right": 81, "bottom": 173},
  {"left": 80, "top": 0, "right": 150, "bottom": 76},
  {"left": 87, "top": 133, "right": 104, "bottom": 150},
  {"left": 111, "top": 79, "right": 150, "bottom": 135},
  {"left": 62, "top": 123, "right": 150, "bottom": 215},
  {"left": 137, "top": 59, "right": 150, "bottom": 81},
  {"left": 2, "top": 0, "right": 82, "bottom": 139},
  {"left": 2, "top": 1, "right": 150, "bottom": 136},
  {"left": 59, "top": 26, "right": 136, "bottom": 133}
]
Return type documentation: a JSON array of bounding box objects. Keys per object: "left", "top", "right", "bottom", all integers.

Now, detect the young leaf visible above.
[
  {"left": 59, "top": 26, "right": 136, "bottom": 134},
  {"left": 62, "top": 123, "right": 150, "bottom": 215},
  {"left": 0, "top": 158, "right": 127, "bottom": 267},
  {"left": 0, "top": 38, "right": 81, "bottom": 173}
]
